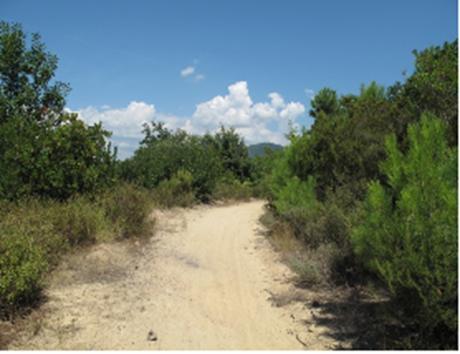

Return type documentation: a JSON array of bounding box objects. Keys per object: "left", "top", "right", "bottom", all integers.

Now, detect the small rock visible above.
[{"left": 147, "top": 330, "right": 158, "bottom": 341}]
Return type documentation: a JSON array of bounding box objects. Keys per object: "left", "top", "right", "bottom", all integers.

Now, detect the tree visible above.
[
  {"left": 0, "top": 22, "right": 116, "bottom": 200},
  {"left": 352, "top": 114, "right": 457, "bottom": 347},
  {"left": 0, "top": 113, "right": 116, "bottom": 200},
  {"left": 0, "top": 22, "right": 69, "bottom": 125},
  {"left": 393, "top": 40, "right": 458, "bottom": 146},
  {"left": 204, "top": 125, "right": 251, "bottom": 181},
  {"left": 309, "top": 88, "right": 340, "bottom": 118},
  {"left": 123, "top": 121, "right": 222, "bottom": 201}
]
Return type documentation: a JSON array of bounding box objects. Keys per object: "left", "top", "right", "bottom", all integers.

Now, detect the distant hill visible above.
[{"left": 248, "top": 143, "right": 283, "bottom": 158}]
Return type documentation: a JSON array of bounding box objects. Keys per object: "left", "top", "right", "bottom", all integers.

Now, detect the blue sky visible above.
[{"left": 2, "top": 0, "right": 457, "bottom": 158}]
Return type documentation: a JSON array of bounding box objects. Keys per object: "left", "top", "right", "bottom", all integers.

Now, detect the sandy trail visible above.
[{"left": 12, "top": 200, "right": 339, "bottom": 350}]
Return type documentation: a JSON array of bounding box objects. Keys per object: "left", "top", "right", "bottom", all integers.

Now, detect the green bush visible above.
[
  {"left": 272, "top": 176, "right": 326, "bottom": 247},
  {"left": 122, "top": 123, "right": 222, "bottom": 201},
  {"left": 0, "top": 231, "right": 48, "bottom": 316},
  {"left": 212, "top": 175, "right": 253, "bottom": 201},
  {"left": 0, "top": 23, "right": 116, "bottom": 201},
  {"left": 0, "top": 186, "right": 153, "bottom": 316},
  {"left": 352, "top": 114, "right": 457, "bottom": 348},
  {"left": 153, "top": 170, "right": 196, "bottom": 208},
  {"left": 100, "top": 183, "right": 154, "bottom": 238},
  {"left": 0, "top": 199, "right": 62, "bottom": 316}
]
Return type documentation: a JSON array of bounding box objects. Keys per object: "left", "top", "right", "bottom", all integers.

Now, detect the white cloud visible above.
[
  {"left": 305, "top": 88, "right": 315, "bottom": 99},
  {"left": 189, "top": 81, "right": 305, "bottom": 144},
  {"left": 194, "top": 74, "right": 205, "bottom": 81},
  {"left": 73, "top": 81, "right": 306, "bottom": 158},
  {"left": 268, "top": 92, "right": 285, "bottom": 109},
  {"left": 180, "top": 66, "right": 195, "bottom": 77},
  {"left": 280, "top": 102, "right": 305, "bottom": 120},
  {"left": 75, "top": 101, "right": 155, "bottom": 139},
  {"left": 73, "top": 101, "right": 159, "bottom": 159}
]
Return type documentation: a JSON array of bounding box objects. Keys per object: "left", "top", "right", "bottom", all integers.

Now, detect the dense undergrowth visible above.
[
  {"left": 258, "top": 41, "right": 458, "bottom": 349},
  {"left": 0, "top": 183, "right": 154, "bottom": 318},
  {"left": 0, "top": 21, "right": 457, "bottom": 350}
]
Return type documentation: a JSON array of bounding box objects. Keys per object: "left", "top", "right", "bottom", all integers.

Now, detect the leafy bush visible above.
[
  {"left": 122, "top": 123, "right": 222, "bottom": 201},
  {"left": 212, "top": 175, "right": 253, "bottom": 201},
  {"left": 100, "top": 183, "right": 154, "bottom": 238},
  {"left": 0, "top": 23, "right": 117, "bottom": 201},
  {"left": 0, "top": 199, "right": 62, "bottom": 316},
  {"left": 352, "top": 115, "right": 457, "bottom": 348},
  {"left": 0, "top": 114, "right": 117, "bottom": 201},
  {"left": 0, "top": 231, "right": 48, "bottom": 316},
  {"left": 203, "top": 125, "right": 251, "bottom": 181},
  {"left": 153, "top": 170, "right": 196, "bottom": 208}
]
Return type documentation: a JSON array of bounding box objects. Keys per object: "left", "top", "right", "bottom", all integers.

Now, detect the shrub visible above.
[
  {"left": 0, "top": 231, "right": 48, "bottom": 316},
  {"left": 122, "top": 123, "right": 222, "bottom": 201},
  {"left": 273, "top": 175, "right": 317, "bottom": 215},
  {"left": 0, "top": 199, "right": 67, "bottom": 264},
  {"left": 212, "top": 175, "right": 253, "bottom": 201},
  {"left": 52, "top": 196, "right": 109, "bottom": 246},
  {"left": 271, "top": 176, "right": 327, "bottom": 247},
  {"left": 100, "top": 183, "right": 154, "bottom": 238},
  {"left": 352, "top": 114, "right": 457, "bottom": 348},
  {"left": 153, "top": 170, "right": 196, "bottom": 208}
]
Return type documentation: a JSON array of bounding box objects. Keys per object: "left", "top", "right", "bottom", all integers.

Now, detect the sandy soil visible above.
[{"left": 11, "top": 200, "right": 344, "bottom": 350}]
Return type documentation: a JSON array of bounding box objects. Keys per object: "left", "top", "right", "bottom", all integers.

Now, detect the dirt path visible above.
[{"left": 11, "top": 200, "right": 342, "bottom": 350}]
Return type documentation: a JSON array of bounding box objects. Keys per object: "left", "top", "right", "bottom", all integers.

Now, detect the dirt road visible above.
[{"left": 12, "top": 201, "right": 340, "bottom": 349}]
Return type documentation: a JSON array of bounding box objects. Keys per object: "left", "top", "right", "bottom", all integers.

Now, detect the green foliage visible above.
[
  {"left": 0, "top": 21, "right": 69, "bottom": 124},
  {"left": 0, "top": 199, "right": 67, "bottom": 263},
  {"left": 0, "top": 231, "right": 47, "bottom": 315},
  {"left": 204, "top": 125, "right": 251, "bottom": 181},
  {"left": 352, "top": 115, "right": 457, "bottom": 347},
  {"left": 153, "top": 169, "right": 196, "bottom": 208},
  {"left": 289, "top": 81, "right": 395, "bottom": 201},
  {"left": 309, "top": 88, "right": 340, "bottom": 118},
  {"left": 0, "top": 22, "right": 116, "bottom": 201},
  {"left": 0, "top": 183, "right": 153, "bottom": 316},
  {"left": 122, "top": 122, "right": 221, "bottom": 201},
  {"left": 0, "top": 199, "right": 62, "bottom": 316},
  {"left": 273, "top": 175, "right": 317, "bottom": 216},
  {"left": 0, "top": 114, "right": 116, "bottom": 200},
  {"left": 394, "top": 41, "right": 458, "bottom": 145},
  {"left": 212, "top": 174, "right": 253, "bottom": 201}
]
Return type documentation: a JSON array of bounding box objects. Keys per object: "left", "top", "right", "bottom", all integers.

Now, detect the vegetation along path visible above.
[{"left": 11, "top": 201, "right": 344, "bottom": 350}]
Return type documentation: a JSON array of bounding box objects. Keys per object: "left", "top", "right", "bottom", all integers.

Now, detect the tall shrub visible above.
[{"left": 352, "top": 114, "right": 457, "bottom": 347}]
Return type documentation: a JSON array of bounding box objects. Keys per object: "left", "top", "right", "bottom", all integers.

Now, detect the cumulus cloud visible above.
[
  {"left": 189, "top": 81, "right": 305, "bottom": 144},
  {"left": 75, "top": 101, "right": 155, "bottom": 139},
  {"left": 180, "top": 66, "right": 195, "bottom": 77},
  {"left": 74, "top": 81, "right": 305, "bottom": 159},
  {"left": 73, "top": 101, "right": 158, "bottom": 159}
]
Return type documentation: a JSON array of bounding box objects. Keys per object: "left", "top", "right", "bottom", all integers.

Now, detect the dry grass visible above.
[{"left": 260, "top": 209, "right": 337, "bottom": 287}]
